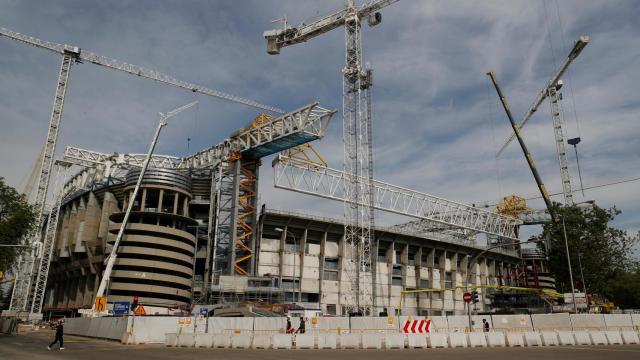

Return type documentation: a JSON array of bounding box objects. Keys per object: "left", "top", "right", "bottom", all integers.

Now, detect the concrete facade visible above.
[{"left": 43, "top": 169, "right": 521, "bottom": 316}]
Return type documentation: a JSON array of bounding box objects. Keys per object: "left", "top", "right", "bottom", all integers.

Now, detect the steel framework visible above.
[
  {"left": 264, "top": 0, "right": 398, "bottom": 314},
  {"left": 29, "top": 161, "right": 71, "bottom": 314},
  {"left": 273, "top": 156, "right": 521, "bottom": 240},
  {"left": 1, "top": 25, "right": 284, "bottom": 313}
]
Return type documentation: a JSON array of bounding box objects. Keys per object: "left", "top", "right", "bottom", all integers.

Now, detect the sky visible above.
[{"left": 0, "top": 0, "right": 638, "bottom": 253}]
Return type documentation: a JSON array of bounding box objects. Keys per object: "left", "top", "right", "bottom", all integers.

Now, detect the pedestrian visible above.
[
  {"left": 482, "top": 318, "right": 490, "bottom": 332},
  {"left": 48, "top": 319, "right": 65, "bottom": 350},
  {"left": 286, "top": 316, "right": 294, "bottom": 334},
  {"left": 296, "top": 316, "right": 306, "bottom": 334}
]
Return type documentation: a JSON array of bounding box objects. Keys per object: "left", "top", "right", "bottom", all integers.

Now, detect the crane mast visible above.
[
  {"left": 264, "top": 0, "right": 398, "bottom": 314},
  {"left": 0, "top": 26, "right": 282, "bottom": 315}
]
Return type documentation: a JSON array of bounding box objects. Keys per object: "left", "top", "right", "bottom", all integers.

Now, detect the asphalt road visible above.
[{"left": 2, "top": 330, "right": 640, "bottom": 360}]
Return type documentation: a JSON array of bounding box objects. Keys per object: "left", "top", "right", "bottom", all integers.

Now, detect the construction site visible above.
[{"left": 1, "top": 0, "right": 639, "bottom": 352}]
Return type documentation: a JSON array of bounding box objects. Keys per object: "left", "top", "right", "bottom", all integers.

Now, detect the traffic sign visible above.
[
  {"left": 95, "top": 296, "right": 107, "bottom": 312},
  {"left": 112, "top": 301, "right": 130, "bottom": 315},
  {"left": 134, "top": 305, "right": 146, "bottom": 315},
  {"left": 463, "top": 292, "right": 472, "bottom": 303},
  {"left": 402, "top": 319, "right": 431, "bottom": 333},
  {"left": 200, "top": 307, "right": 209, "bottom": 316}
]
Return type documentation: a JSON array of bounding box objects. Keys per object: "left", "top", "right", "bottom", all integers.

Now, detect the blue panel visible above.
[{"left": 242, "top": 133, "right": 319, "bottom": 159}]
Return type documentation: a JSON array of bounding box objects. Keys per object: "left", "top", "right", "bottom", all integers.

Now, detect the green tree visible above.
[
  {"left": 540, "top": 203, "right": 637, "bottom": 296},
  {"left": 605, "top": 266, "right": 640, "bottom": 309},
  {"left": 0, "top": 177, "right": 37, "bottom": 271}
]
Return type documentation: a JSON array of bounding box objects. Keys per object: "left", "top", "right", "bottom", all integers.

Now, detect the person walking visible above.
[
  {"left": 286, "top": 316, "right": 294, "bottom": 334},
  {"left": 48, "top": 319, "right": 65, "bottom": 350},
  {"left": 296, "top": 316, "right": 306, "bottom": 334},
  {"left": 482, "top": 319, "right": 490, "bottom": 332}
]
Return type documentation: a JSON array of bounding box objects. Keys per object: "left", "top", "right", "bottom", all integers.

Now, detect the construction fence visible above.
[{"left": 58, "top": 313, "right": 640, "bottom": 345}]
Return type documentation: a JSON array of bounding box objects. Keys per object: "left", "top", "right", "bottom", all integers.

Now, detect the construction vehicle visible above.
[
  {"left": 486, "top": 70, "right": 557, "bottom": 222},
  {"left": 495, "top": 37, "right": 589, "bottom": 206}
]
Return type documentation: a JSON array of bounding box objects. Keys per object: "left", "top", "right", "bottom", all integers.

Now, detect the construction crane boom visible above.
[
  {"left": 486, "top": 70, "right": 556, "bottom": 222},
  {"left": 495, "top": 36, "right": 589, "bottom": 157},
  {"left": 264, "top": 0, "right": 398, "bottom": 54},
  {"left": 94, "top": 101, "right": 198, "bottom": 305},
  {"left": 0, "top": 27, "right": 284, "bottom": 114},
  {"left": 1, "top": 24, "right": 284, "bottom": 313}
]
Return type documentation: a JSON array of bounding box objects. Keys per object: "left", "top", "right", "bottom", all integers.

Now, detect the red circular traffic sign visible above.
[{"left": 463, "top": 292, "right": 472, "bottom": 303}]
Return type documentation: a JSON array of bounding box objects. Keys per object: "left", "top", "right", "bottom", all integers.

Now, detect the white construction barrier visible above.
[
  {"left": 212, "top": 333, "right": 232, "bottom": 348},
  {"left": 486, "top": 332, "right": 506, "bottom": 347},
  {"left": 506, "top": 332, "right": 525, "bottom": 347},
  {"left": 428, "top": 333, "right": 449, "bottom": 348},
  {"left": 570, "top": 314, "right": 605, "bottom": 331},
  {"left": 254, "top": 317, "right": 286, "bottom": 334},
  {"left": 295, "top": 334, "right": 316, "bottom": 349},
  {"left": 540, "top": 331, "right": 559, "bottom": 346},
  {"left": 252, "top": 334, "right": 272, "bottom": 349},
  {"left": 231, "top": 334, "right": 252, "bottom": 349},
  {"left": 351, "top": 317, "right": 398, "bottom": 333},
  {"left": 430, "top": 316, "right": 449, "bottom": 333},
  {"left": 632, "top": 314, "right": 640, "bottom": 330},
  {"left": 557, "top": 331, "right": 576, "bottom": 346},
  {"left": 317, "top": 334, "right": 337, "bottom": 349},
  {"left": 339, "top": 334, "right": 360, "bottom": 349},
  {"left": 492, "top": 314, "right": 533, "bottom": 332},
  {"left": 589, "top": 331, "right": 608, "bottom": 345},
  {"left": 523, "top": 332, "right": 542, "bottom": 346},
  {"left": 194, "top": 333, "right": 213, "bottom": 348},
  {"left": 604, "top": 330, "right": 623, "bottom": 345},
  {"left": 129, "top": 317, "right": 182, "bottom": 344},
  {"left": 177, "top": 333, "right": 195, "bottom": 347},
  {"left": 211, "top": 317, "right": 254, "bottom": 334},
  {"left": 164, "top": 333, "right": 178, "bottom": 347},
  {"left": 531, "top": 313, "right": 572, "bottom": 331},
  {"left": 467, "top": 332, "right": 487, "bottom": 347},
  {"left": 448, "top": 332, "right": 468, "bottom": 348},
  {"left": 272, "top": 334, "right": 292, "bottom": 349},
  {"left": 308, "top": 317, "right": 350, "bottom": 334},
  {"left": 384, "top": 334, "right": 405, "bottom": 349},
  {"left": 573, "top": 331, "right": 592, "bottom": 345},
  {"left": 621, "top": 331, "right": 640, "bottom": 344},
  {"left": 362, "top": 334, "right": 382, "bottom": 349},
  {"left": 406, "top": 334, "right": 428, "bottom": 348},
  {"left": 447, "top": 315, "right": 492, "bottom": 332},
  {"left": 603, "top": 314, "right": 633, "bottom": 330}
]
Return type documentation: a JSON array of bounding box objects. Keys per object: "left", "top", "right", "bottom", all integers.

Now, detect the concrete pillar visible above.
[
  {"left": 98, "top": 192, "right": 119, "bottom": 253},
  {"left": 298, "top": 228, "right": 307, "bottom": 303}
]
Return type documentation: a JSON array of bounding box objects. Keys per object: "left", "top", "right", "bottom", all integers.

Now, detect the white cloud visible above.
[{"left": 0, "top": 0, "right": 638, "bottom": 253}]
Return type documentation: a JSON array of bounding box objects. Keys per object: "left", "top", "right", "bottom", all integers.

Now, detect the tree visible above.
[
  {"left": 540, "top": 203, "right": 637, "bottom": 296},
  {"left": 0, "top": 177, "right": 37, "bottom": 271},
  {"left": 605, "top": 266, "right": 640, "bottom": 309}
]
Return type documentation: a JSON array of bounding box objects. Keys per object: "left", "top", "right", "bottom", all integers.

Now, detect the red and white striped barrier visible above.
[{"left": 403, "top": 319, "right": 431, "bottom": 333}]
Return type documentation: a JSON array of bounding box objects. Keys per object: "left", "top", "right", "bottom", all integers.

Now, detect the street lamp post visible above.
[
  {"left": 561, "top": 200, "right": 595, "bottom": 313},
  {"left": 561, "top": 215, "right": 578, "bottom": 314},
  {"left": 275, "top": 227, "right": 298, "bottom": 304}
]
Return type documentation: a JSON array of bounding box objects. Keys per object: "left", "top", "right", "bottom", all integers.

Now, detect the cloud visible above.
[{"left": 0, "top": 0, "right": 638, "bottom": 253}]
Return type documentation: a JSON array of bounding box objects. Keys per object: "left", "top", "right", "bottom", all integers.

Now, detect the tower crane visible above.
[
  {"left": 0, "top": 26, "right": 283, "bottom": 314},
  {"left": 494, "top": 36, "right": 589, "bottom": 206},
  {"left": 264, "top": 0, "right": 399, "bottom": 315}
]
